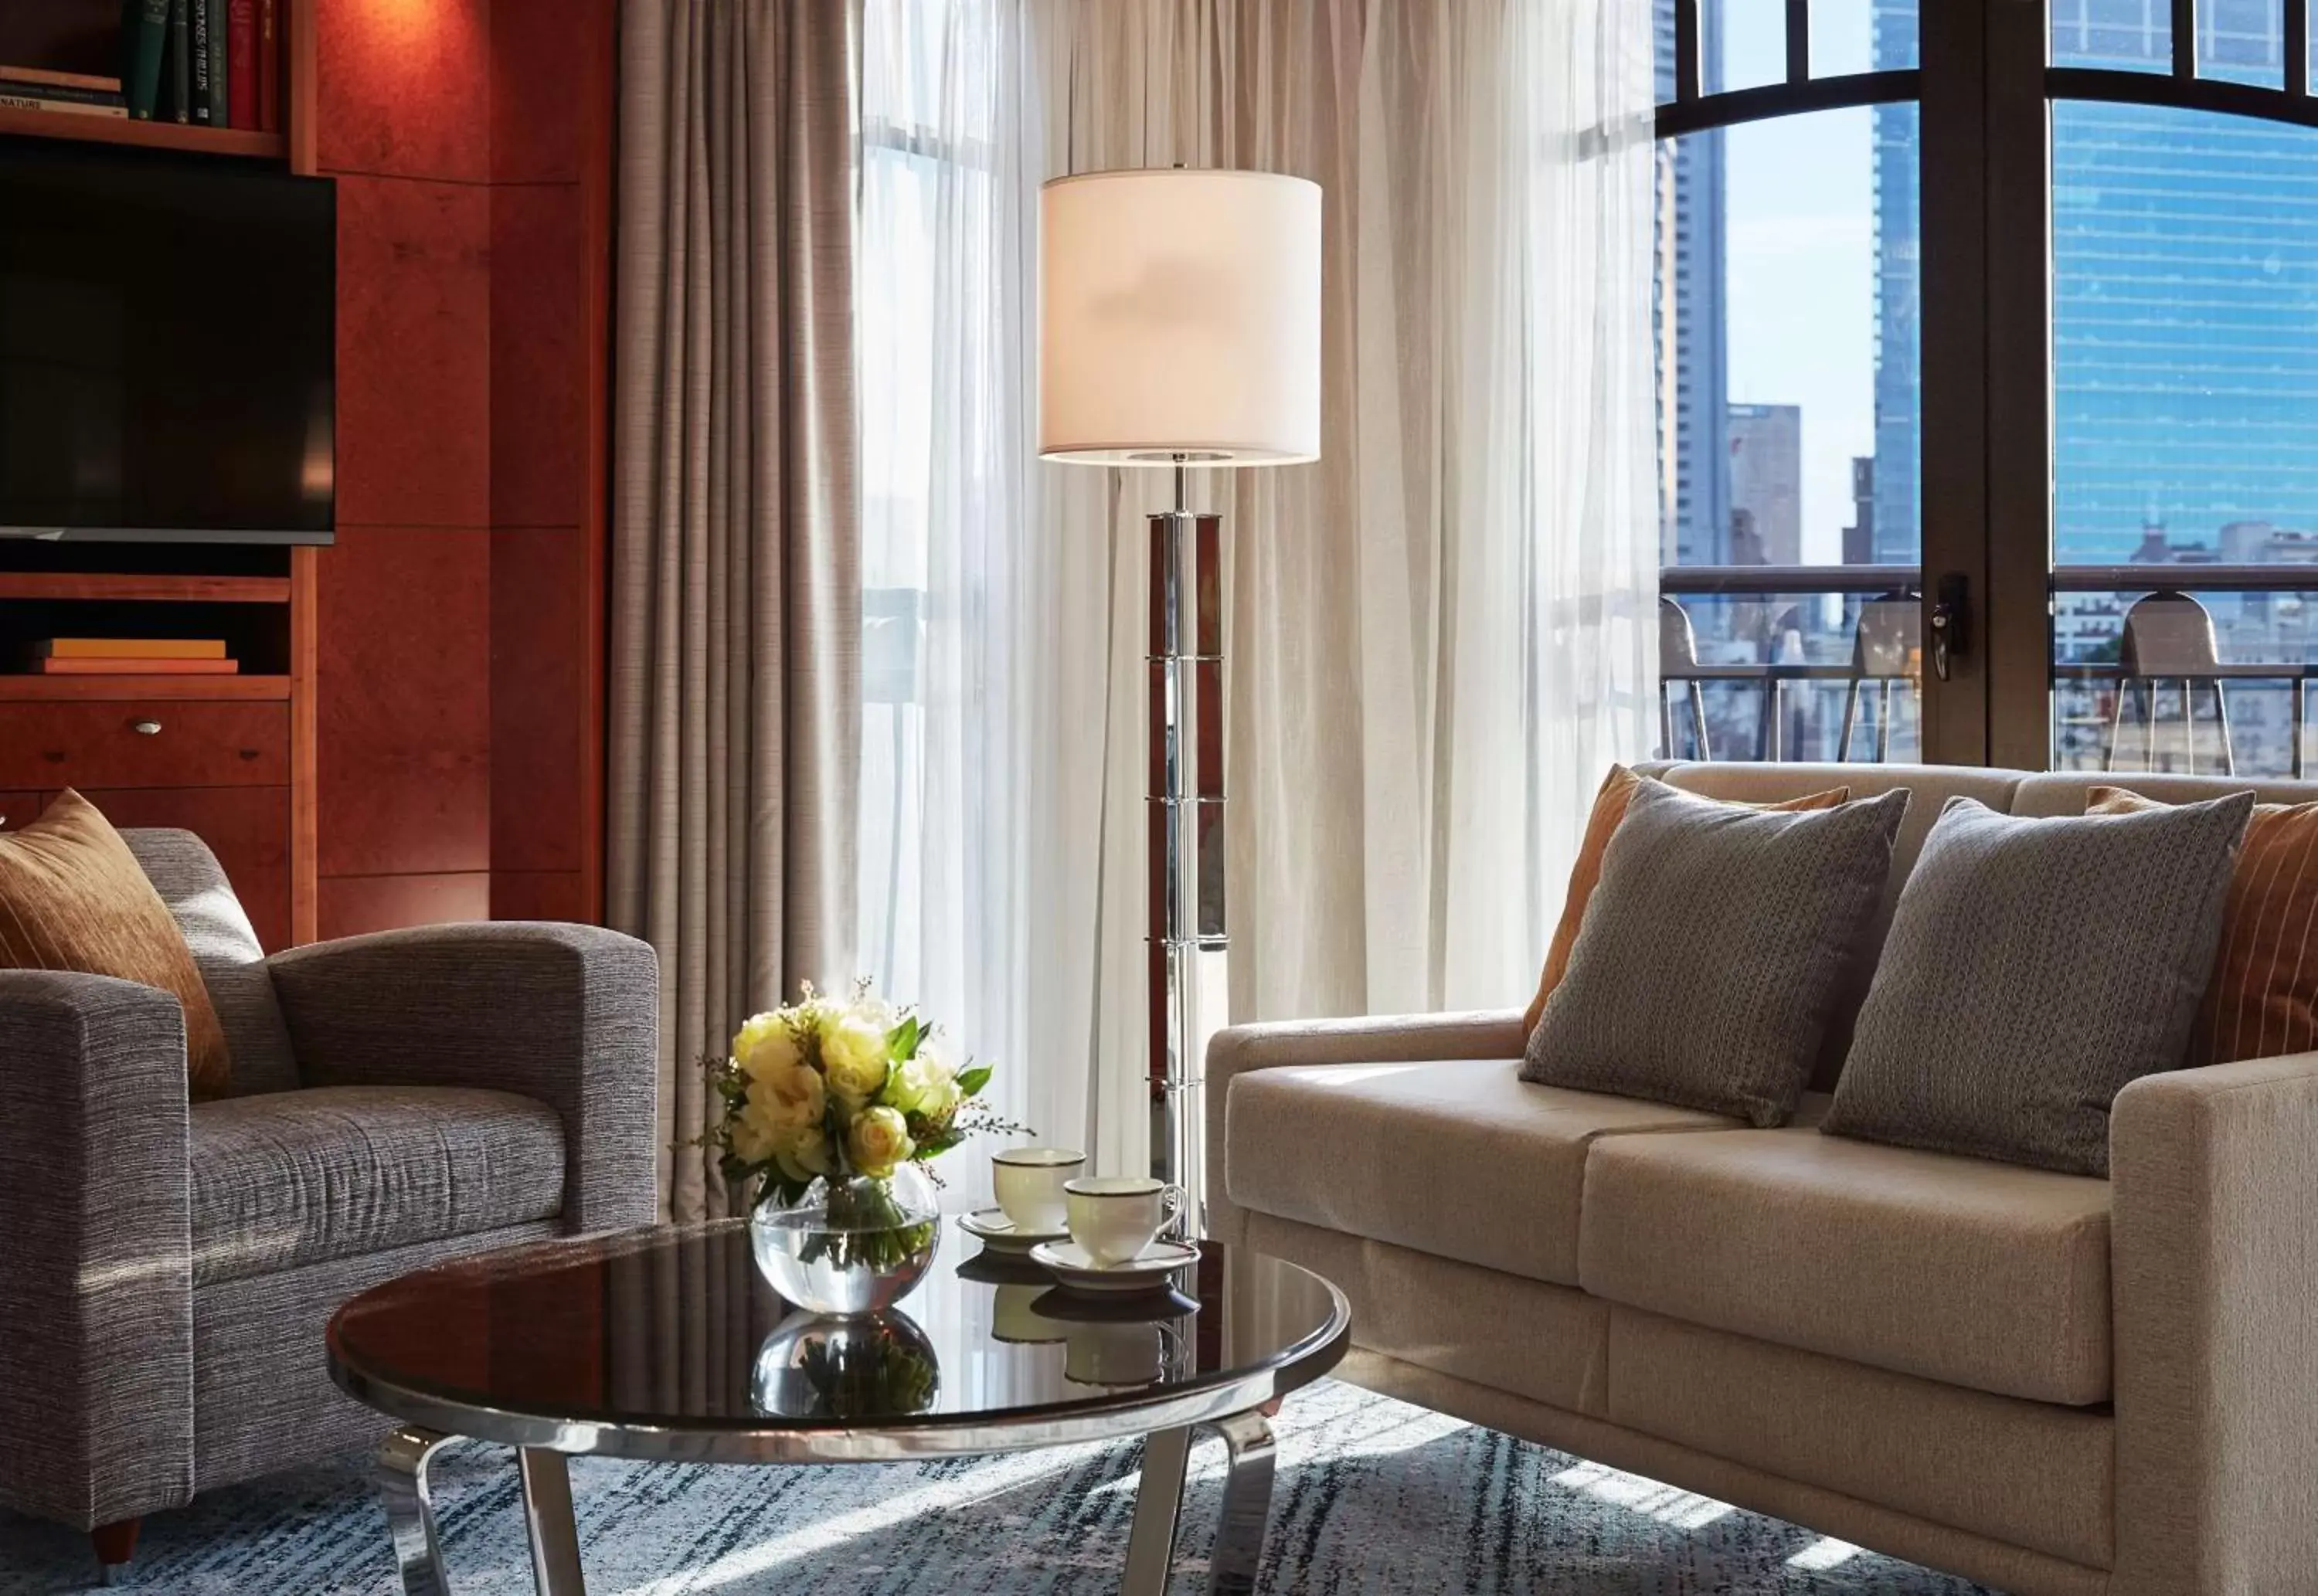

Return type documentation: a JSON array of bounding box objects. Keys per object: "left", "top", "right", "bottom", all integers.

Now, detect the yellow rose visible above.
[
  {"left": 733, "top": 1012, "right": 800, "bottom": 1083},
  {"left": 820, "top": 1013, "right": 892, "bottom": 1105},
  {"left": 732, "top": 1096, "right": 781, "bottom": 1164},
  {"left": 884, "top": 1051, "right": 958, "bottom": 1120},
  {"left": 749, "top": 1063, "right": 824, "bottom": 1132},
  {"left": 776, "top": 1125, "right": 833, "bottom": 1183},
  {"left": 846, "top": 1105, "right": 914, "bottom": 1179}
]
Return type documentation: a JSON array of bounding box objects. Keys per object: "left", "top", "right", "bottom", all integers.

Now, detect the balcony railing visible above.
[{"left": 1658, "top": 564, "right": 2318, "bottom": 775}]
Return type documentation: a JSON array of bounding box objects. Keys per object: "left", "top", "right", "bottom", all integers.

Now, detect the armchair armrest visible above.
[
  {"left": 1204, "top": 1009, "right": 1525, "bottom": 1244},
  {"left": 266, "top": 922, "right": 659, "bottom": 1233},
  {"left": 0, "top": 972, "right": 193, "bottom": 1530},
  {"left": 2112, "top": 1051, "right": 2318, "bottom": 1594}
]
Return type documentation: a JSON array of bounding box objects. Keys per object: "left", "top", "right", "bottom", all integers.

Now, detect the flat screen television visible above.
[{"left": 0, "top": 138, "right": 335, "bottom": 545}]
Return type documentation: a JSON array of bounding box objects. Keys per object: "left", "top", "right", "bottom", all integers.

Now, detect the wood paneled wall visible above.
[{"left": 308, "top": 0, "right": 612, "bottom": 939}]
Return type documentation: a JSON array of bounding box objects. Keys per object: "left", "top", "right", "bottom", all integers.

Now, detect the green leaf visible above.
[
  {"left": 886, "top": 1014, "right": 922, "bottom": 1060},
  {"left": 957, "top": 1064, "right": 993, "bottom": 1099}
]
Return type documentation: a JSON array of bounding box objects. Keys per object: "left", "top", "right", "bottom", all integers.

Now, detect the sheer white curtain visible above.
[{"left": 857, "top": 0, "right": 1657, "bottom": 1178}]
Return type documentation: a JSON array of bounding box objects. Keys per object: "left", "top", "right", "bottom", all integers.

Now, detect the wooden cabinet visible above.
[
  {"left": 0, "top": 792, "right": 39, "bottom": 830},
  {"left": 0, "top": 786, "right": 292, "bottom": 952}
]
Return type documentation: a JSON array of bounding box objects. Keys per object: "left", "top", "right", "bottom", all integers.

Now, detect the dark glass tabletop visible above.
[{"left": 327, "top": 1220, "right": 1349, "bottom": 1462}]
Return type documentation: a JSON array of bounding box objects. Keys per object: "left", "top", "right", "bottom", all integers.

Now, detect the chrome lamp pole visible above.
[{"left": 1037, "top": 168, "right": 1324, "bottom": 1200}]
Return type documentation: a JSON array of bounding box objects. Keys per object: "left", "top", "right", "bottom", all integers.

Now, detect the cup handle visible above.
[{"left": 1160, "top": 1184, "right": 1189, "bottom": 1241}]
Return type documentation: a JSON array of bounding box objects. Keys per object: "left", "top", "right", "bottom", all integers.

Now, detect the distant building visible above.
[
  {"left": 1728, "top": 403, "right": 1803, "bottom": 565},
  {"left": 1844, "top": 457, "right": 1877, "bottom": 565},
  {"left": 1654, "top": 0, "right": 1729, "bottom": 567}
]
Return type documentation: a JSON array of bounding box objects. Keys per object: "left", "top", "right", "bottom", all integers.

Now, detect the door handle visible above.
[{"left": 1929, "top": 574, "right": 1970, "bottom": 682}]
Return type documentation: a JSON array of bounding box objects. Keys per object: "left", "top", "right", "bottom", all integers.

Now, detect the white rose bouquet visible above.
[{"left": 711, "top": 980, "right": 1017, "bottom": 1212}]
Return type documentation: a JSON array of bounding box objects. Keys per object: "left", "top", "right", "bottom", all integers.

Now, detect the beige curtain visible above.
[{"left": 610, "top": 0, "right": 863, "bottom": 1223}]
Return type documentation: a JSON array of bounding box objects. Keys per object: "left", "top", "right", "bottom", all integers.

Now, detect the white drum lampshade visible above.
[{"left": 1039, "top": 168, "right": 1323, "bottom": 467}]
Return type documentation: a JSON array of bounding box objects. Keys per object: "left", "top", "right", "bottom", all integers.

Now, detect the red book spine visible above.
[
  {"left": 257, "top": 0, "right": 279, "bottom": 132},
  {"left": 228, "top": 0, "right": 257, "bottom": 129}
]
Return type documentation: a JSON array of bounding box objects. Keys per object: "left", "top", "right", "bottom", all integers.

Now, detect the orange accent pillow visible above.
[
  {"left": 1522, "top": 766, "right": 1852, "bottom": 1039},
  {"left": 2088, "top": 786, "right": 2318, "bottom": 1068},
  {"left": 0, "top": 790, "right": 232, "bottom": 1099}
]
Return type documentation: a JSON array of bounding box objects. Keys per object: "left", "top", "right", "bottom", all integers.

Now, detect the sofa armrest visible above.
[
  {"left": 1204, "top": 1009, "right": 1525, "bottom": 1245},
  {"left": 267, "top": 922, "right": 660, "bottom": 1233},
  {"left": 2112, "top": 1051, "right": 2318, "bottom": 1594},
  {"left": 0, "top": 972, "right": 194, "bottom": 1530}
]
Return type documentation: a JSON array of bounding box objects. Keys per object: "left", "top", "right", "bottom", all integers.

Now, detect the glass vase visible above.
[{"left": 749, "top": 1163, "right": 942, "bottom": 1316}]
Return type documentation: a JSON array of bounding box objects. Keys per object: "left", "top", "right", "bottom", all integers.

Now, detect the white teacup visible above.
[
  {"left": 1065, "top": 1177, "right": 1186, "bottom": 1267},
  {"left": 993, "top": 1147, "right": 1085, "bottom": 1233},
  {"left": 1064, "top": 1320, "right": 1184, "bottom": 1387}
]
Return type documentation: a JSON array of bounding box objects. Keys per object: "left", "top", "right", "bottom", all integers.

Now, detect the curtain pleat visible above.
[{"left": 613, "top": 0, "right": 864, "bottom": 1223}]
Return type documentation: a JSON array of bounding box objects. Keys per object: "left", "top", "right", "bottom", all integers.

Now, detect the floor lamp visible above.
[{"left": 1037, "top": 168, "right": 1324, "bottom": 1192}]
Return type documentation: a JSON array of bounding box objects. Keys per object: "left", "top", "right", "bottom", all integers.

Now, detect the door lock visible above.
[{"left": 1929, "top": 574, "right": 1970, "bottom": 682}]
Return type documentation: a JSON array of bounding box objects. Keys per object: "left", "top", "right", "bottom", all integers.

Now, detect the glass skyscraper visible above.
[{"left": 1873, "top": 0, "right": 2318, "bottom": 569}]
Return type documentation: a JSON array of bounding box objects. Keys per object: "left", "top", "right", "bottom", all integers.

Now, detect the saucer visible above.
[
  {"left": 959, "top": 1206, "right": 1068, "bottom": 1255},
  {"left": 1028, "top": 1238, "right": 1201, "bottom": 1294}
]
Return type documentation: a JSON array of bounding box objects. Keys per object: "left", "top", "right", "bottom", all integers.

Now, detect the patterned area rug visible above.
[{"left": 0, "top": 1381, "right": 1993, "bottom": 1594}]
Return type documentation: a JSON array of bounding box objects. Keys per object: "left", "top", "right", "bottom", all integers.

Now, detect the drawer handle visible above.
[{"left": 131, "top": 720, "right": 163, "bottom": 736}]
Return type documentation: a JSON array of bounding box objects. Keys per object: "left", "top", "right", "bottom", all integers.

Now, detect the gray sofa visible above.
[
  {"left": 1208, "top": 762, "right": 2318, "bottom": 1596},
  {"left": 0, "top": 829, "right": 658, "bottom": 1580}
]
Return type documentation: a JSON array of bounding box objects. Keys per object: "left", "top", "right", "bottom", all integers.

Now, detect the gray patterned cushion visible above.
[
  {"left": 1823, "top": 791, "right": 2254, "bottom": 1177},
  {"left": 123, "top": 828, "right": 301, "bottom": 1096},
  {"left": 1521, "top": 779, "right": 1910, "bottom": 1127},
  {"left": 189, "top": 1085, "right": 566, "bottom": 1285}
]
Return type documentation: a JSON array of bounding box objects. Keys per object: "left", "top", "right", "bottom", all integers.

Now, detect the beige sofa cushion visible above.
[
  {"left": 1228, "top": 1059, "right": 1735, "bottom": 1285},
  {"left": 1606, "top": 1306, "right": 2115, "bottom": 1571},
  {"left": 1579, "top": 1101, "right": 2113, "bottom": 1404}
]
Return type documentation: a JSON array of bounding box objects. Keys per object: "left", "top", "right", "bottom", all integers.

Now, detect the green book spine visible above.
[
  {"left": 204, "top": 0, "right": 227, "bottom": 127},
  {"left": 189, "top": 0, "right": 212, "bottom": 125},
  {"left": 168, "top": 0, "right": 189, "bottom": 123},
  {"left": 121, "top": 0, "right": 171, "bottom": 120}
]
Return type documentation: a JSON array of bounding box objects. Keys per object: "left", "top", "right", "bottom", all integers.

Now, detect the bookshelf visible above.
[{"left": 0, "top": 0, "right": 321, "bottom": 947}]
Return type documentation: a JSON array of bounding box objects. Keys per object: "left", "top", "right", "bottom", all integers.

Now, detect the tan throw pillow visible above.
[
  {"left": 1522, "top": 766, "right": 1851, "bottom": 1038},
  {"left": 2089, "top": 786, "right": 2318, "bottom": 1069},
  {"left": 0, "top": 790, "right": 232, "bottom": 1099}
]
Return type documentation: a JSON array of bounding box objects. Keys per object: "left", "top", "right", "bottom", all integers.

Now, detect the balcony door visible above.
[{"left": 1657, "top": 0, "right": 2318, "bottom": 777}]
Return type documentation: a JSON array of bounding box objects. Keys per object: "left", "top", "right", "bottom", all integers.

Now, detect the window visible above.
[{"left": 1656, "top": 0, "right": 2318, "bottom": 776}]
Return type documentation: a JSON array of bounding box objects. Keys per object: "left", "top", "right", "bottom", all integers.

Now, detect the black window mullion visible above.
[
  {"left": 1786, "top": 0, "right": 1810, "bottom": 82},
  {"left": 2174, "top": 0, "right": 2197, "bottom": 78},
  {"left": 2290, "top": 0, "right": 2309, "bottom": 97}
]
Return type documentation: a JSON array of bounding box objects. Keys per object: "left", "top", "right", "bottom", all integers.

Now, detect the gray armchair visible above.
[{"left": 0, "top": 830, "right": 658, "bottom": 1581}]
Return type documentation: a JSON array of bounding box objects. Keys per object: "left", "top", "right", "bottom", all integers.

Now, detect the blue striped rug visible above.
[{"left": 0, "top": 1381, "right": 1991, "bottom": 1594}]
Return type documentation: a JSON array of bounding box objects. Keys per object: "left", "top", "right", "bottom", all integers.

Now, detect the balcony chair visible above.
[
  {"left": 1658, "top": 596, "right": 1713, "bottom": 759},
  {"left": 0, "top": 829, "right": 660, "bottom": 1582},
  {"left": 2102, "top": 590, "right": 2237, "bottom": 776},
  {"left": 1837, "top": 596, "right": 1919, "bottom": 762}
]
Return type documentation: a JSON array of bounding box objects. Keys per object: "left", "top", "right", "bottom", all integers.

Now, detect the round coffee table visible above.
[{"left": 327, "top": 1220, "right": 1350, "bottom": 1595}]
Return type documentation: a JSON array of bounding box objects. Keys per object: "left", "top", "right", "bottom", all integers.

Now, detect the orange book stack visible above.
[{"left": 27, "top": 639, "right": 240, "bottom": 674}]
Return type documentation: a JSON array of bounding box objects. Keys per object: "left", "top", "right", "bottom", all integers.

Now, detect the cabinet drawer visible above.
[{"left": 0, "top": 701, "right": 288, "bottom": 790}]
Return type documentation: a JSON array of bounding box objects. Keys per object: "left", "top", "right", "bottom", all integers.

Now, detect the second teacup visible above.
[
  {"left": 993, "top": 1146, "right": 1085, "bottom": 1233},
  {"left": 1064, "top": 1177, "right": 1186, "bottom": 1267}
]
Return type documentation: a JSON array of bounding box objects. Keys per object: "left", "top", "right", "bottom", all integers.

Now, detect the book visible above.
[
  {"left": 0, "top": 77, "right": 131, "bottom": 107},
  {"left": 29, "top": 657, "right": 240, "bottom": 675},
  {"left": 226, "top": 0, "right": 254, "bottom": 129},
  {"left": 0, "top": 93, "right": 128, "bottom": 118},
  {"left": 0, "top": 66, "right": 122, "bottom": 93},
  {"left": 121, "top": 0, "right": 168, "bottom": 120},
  {"left": 189, "top": 0, "right": 212, "bottom": 125},
  {"left": 168, "top": 0, "right": 189, "bottom": 124},
  {"left": 206, "top": 0, "right": 227, "bottom": 128},
  {"left": 36, "top": 638, "right": 229, "bottom": 660},
  {"left": 256, "top": 0, "right": 277, "bottom": 131}
]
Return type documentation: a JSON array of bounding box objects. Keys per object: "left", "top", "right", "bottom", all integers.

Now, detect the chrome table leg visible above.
[
  {"left": 1206, "top": 1410, "right": 1278, "bottom": 1595},
  {"left": 518, "top": 1448, "right": 587, "bottom": 1594},
  {"left": 377, "top": 1427, "right": 456, "bottom": 1596},
  {"left": 1123, "top": 1425, "right": 1193, "bottom": 1595}
]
